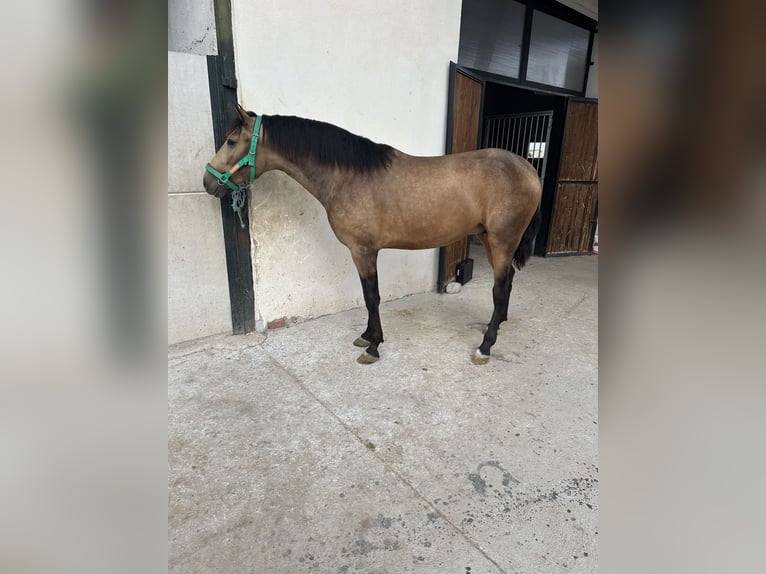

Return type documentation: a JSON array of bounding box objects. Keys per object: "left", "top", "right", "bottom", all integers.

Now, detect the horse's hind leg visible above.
[
  {"left": 472, "top": 237, "right": 517, "bottom": 365},
  {"left": 350, "top": 247, "right": 384, "bottom": 364},
  {"left": 476, "top": 230, "right": 495, "bottom": 274}
]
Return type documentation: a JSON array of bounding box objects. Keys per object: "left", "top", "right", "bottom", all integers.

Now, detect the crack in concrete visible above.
[{"left": 563, "top": 292, "right": 589, "bottom": 317}]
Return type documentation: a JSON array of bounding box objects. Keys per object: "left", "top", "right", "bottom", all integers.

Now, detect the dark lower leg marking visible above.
[
  {"left": 475, "top": 265, "right": 515, "bottom": 362},
  {"left": 357, "top": 272, "right": 383, "bottom": 364},
  {"left": 499, "top": 267, "right": 515, "bottom": 323}
]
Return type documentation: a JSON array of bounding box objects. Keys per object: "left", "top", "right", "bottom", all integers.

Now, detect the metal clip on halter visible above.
[{"left": 231, "top": 183, "right": 248, "bottom": 229}]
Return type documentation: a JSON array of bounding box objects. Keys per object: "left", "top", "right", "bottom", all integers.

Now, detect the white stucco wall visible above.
[
  {"left": 168, "top": 0, "right": 217, "bottom": 56},
  {"left": 168, "top": 51, "right": 231, "bottom": 343},
  {"left": 231, "top": 0, "right": 463, "bottom": 325}
]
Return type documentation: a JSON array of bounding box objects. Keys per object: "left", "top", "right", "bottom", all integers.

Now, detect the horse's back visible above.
[
  {"left": 450, "top": 148, "right": 539, "bottom": 179},
  {"left": 404, "top": 147, "right": 541, "bottom": 226},
  {"left": 397, "top": 148, "right": 540, "bottom": 200}
]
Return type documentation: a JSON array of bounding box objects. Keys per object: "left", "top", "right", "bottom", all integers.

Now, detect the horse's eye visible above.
[{"left": 226, "top": 139, "right": 236, "bottom": 146}]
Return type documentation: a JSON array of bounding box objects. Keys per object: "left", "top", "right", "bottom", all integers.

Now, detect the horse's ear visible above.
[{"left": 234, "top": 103, "right": 251, "bottom": 124}]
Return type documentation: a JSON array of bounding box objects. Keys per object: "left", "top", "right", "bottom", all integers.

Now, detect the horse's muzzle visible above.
[{"left": 203, "top": 171, "right": 229, "bottom": 197}]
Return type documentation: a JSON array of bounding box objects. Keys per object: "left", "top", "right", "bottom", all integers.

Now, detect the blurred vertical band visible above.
[
  {"left": 0, "top": 1, "right": 167, "bottom": 573},
  {"left": 601, "top": 0, "right": 766, "bottom": 572}
]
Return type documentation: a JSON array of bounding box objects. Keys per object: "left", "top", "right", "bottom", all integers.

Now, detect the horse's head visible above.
[{"left": 203, "top": 104, "right": 260, "bottom": 198}]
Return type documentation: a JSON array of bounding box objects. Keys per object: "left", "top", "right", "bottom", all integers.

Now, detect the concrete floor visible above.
[{"left": 168, "top": 249, "right": 598, "bottom": 573}]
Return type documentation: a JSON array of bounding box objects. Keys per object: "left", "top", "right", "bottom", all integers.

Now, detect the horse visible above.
[{"left": 203, "top": 104, "right": 541, "bottom": 365}]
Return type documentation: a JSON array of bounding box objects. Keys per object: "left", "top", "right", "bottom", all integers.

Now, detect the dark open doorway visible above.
[
  {"left": 440, "top": 0, "right": 598, "bottom": 287},
  {"left": 481, "top": 82, "right": 569, "bottom": 258},
  {"left": 463, "top": 81, "right": 572, "bottom": 282},
  {"left": 440, "top": 66, "right": 598, "bottom": 288}
]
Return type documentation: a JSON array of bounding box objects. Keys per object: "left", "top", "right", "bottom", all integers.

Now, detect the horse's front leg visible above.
[{"left": 350, "top": 248, "right": 383, "bottom": 364}]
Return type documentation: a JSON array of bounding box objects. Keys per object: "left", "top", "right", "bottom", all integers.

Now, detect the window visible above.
[
  {"left": 528, "top": 141, "right": 546, "bottom": 159},
  {"left": 456, "top": 1, "right": 595, "bottom": 94},
  {"left": 458, "top": 0, "right": 526, "bottom": 79},
  {"left": 526, "top": 10, "right": 591, "bottom": 91}
]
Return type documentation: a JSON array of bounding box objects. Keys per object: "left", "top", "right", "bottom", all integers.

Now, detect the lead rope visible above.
[
  {"left": 231, "top": 116, "right": 262, "bottom": 228},
  {"left": 231, "top": 183, "right": 248, "bottom": 228}
]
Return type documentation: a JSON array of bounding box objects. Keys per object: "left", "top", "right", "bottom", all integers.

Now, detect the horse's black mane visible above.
[{"left": 258, "top": 114, "right": 395, "bottom": 173}]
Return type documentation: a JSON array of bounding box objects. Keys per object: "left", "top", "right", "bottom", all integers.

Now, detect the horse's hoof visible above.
[
  {"left": 471, "top": 349, "right": 490, "bottom": 365},
  {"left": 357, "top": 351, "right": 379, "bottom": 364},
  {"left": 353, "top": 336, "right": 370, "bottom": 348}
]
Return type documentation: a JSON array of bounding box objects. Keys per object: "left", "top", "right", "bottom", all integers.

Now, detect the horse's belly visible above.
[{"left": 378, "top": 206, "right": 480, "bottom": 250}]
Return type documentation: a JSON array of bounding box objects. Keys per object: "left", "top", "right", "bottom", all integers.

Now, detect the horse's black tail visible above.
[{"left": 512, "top": 206, "right": 541, "bottom": 270}]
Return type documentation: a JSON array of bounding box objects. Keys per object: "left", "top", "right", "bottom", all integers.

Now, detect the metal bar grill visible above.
[{"left": 483, "top": 111, "right": 553, "bottom": 184}]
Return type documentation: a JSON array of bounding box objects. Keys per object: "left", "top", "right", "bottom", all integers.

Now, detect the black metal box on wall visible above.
[{"left": 456, "top": 258, "right": 474, "bottom": 285}]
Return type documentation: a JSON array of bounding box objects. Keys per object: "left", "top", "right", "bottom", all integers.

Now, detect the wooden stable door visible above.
[
  {"left": 547, "top": 100, "right": 598, "bottom": 254},
  {"left": 439, "top": 63, "right": 484, "bottom": 290}
]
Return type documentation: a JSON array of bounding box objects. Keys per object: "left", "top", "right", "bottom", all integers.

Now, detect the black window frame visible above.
[{"left": 459, "top": 0, "right": 597, "bottom": 96}]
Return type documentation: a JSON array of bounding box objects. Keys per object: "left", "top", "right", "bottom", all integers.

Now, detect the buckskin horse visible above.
[{"left": 204, "top": 104, "right": 541, "bottom": 365}]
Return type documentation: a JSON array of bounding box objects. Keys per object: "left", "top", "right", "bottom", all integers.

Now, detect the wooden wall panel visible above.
[
  {"left": 547, "top": 100, "right": 597, "bottom": 255},
  {"left": 558, "top": 101, "right": 598, "bottom": 181},
  {"left": 451, "top": 72, "right": 483, "bottom": 153},
  {"left": 547, "top": 183, "right": 597, "bottom": 253}
]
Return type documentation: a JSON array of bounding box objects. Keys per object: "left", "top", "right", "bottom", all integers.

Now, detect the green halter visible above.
[{"left": 205, "top": 115, "right": 263, "bottom": 191}]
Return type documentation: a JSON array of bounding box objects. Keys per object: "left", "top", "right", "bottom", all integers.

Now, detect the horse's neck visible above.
[{"left": 261, "top": 148, "right": 335, "bottom": 207}]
